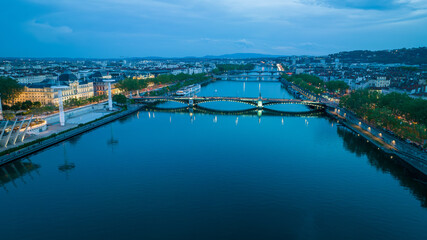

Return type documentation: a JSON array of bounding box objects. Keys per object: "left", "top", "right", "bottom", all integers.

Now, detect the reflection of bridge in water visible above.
[
  {"left": 0, "top": 158, "right": 40, "bottom": 192},
  {"left": 142, "top": 106, "right": 325, "bottom": 118},
  {"left": 213, "top": 70, "right": 283, "bottom": 82},
  {"left": 134, "top": 96, "right": 326, "bottom": 111},
  {"left": 213, "top": 70, "right": 282, "bottom": 81}
]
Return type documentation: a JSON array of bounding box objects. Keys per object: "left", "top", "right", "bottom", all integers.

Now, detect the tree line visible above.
[
  {"left": 284, "top": 74, "right": 349, "bottom": 95},
  {"left": 0, "top": 76, "right": 23, "bottom": 104},
  {"left": 211, "top": 64, "right": 255, "bottom": 74},
  {"left": 116, "top": 73, "right": 209, "bottom": 96},
  {"left": 329, "top": 47, "right": 427, "bottom": 65},
  {"left": 340, "top": 90, "right": 427, "bottom": 146},
  {"left": 64, "top": 95, "right": 107, "bottom": 107}
]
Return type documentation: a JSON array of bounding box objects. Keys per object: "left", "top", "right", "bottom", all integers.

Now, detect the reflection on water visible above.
[
  {"left": 1, "top": 81, "right": 427, "bottom": 240},
  {"left": 107, "top": 124, "right": 119, "bottom": 154},
  {"left": 58, "top": 143, "right": 75, "bottom": 179},
  {"left": 142, "top": 107, "right": 325, "bottom": 118},
  {"left": 0, "top": 158, "right": 40, "bottom": 192},
  {"left": 336, "top": 125, "right": 427, "bottom": 207},
  {"left": 68, "top": 134, "right": 83, "bottom": 145}
]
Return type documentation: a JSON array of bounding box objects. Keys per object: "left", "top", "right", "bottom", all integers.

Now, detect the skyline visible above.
[{"left": 2, "top": 0, "right": 427, "bottom": 58}]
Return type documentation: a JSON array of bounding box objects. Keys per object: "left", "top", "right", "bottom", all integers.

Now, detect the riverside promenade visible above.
[
  {"left": 329, "top": 109, "right": 427, "bottom": 177},
  {"left": 0, "top": 105, "right": 142, "bottom": 166},
  {"left": 281, "top": 79, "right": 427, "bottom": 177},
  {"left": 0, "top": 102, "right": 111, "bottom": 150}
]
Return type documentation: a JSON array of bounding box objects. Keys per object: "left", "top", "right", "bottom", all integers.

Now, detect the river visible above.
[{"left": 1, "top": 81, "right": 427, "bottom": 240}]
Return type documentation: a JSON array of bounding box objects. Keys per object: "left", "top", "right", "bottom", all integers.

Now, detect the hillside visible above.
[{"left": 329, "top": 47, "right": 427, "bottom": 65}]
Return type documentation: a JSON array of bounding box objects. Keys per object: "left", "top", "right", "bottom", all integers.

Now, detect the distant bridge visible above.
[
  {"left": 133, "top": 96, "right": 326, "bottom": 110},
  {"left": 226, "top": 70, "right": 282, "bottom": 74},
  {"left": 213, "top": 70, "right": 283, "bottom": 81}
]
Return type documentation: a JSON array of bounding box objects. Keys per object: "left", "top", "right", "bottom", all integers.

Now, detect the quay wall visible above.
[
  {"left": 328, "top": 109, "right": 427, "bottom": 176},
  {"left": 280, "top": 78, "right": 427, "bottom": 177}
]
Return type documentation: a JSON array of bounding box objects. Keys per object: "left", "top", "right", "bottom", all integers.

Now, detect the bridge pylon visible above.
[
  {"left": 257, "top": 83, "right": 263, "bottom": 109},
  {"left": 189, "top": 98, "right": 194, "bottom": 107},
  {"left": 257, "top": 99, "right": 263, "bottom": 109}
]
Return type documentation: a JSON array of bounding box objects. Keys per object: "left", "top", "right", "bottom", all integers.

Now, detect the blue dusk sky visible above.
[{"left": 1, "top": 0, "right": 427, "bottom": 58}]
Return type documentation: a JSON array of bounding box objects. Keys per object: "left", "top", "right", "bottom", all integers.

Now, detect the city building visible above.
[
  {"left": 16, "top": 74, "right": 55, "bottom": 84},
  {"left": 93, "top": 80, "right": 122, "bottom": 96},
  {"left": 373, "top": 76, "right": 390, "bottom": 88},
  {"left": 16, "top": 80, "right": 94, "bottom": 105},
  {"left": 15, "top": 71, "right": 94, "bottom": 105}
]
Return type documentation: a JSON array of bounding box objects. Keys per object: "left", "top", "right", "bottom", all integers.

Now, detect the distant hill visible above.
[
  {"left": 329, "top": 47, "right": 427, "bottom": 65},
  {"left": 125, "top": 53, "right": 285, "bottom": 60},
  {"left": 204, "top": 53, "right": 286, "bottom": 59}
]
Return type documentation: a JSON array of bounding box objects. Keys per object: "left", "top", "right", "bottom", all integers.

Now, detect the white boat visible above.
[{"left": 176, "top": 84, "right": 201, "bottom": 96}]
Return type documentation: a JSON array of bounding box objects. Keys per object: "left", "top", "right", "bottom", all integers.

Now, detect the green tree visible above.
[
  {"left": 112, "top": 94, "right": 127, "bottom": 105},
  {"left": 11, "top": 103, "right": 21, "bottom": 111},
  {"left": 212, "top": 64, "right": 255, "bottom": 74},
  {"left": 21, "top": 100, "right": 33, "bottom": 110},
  {"left": 117, "top": 78, "right": 147, "bottom": 97},
  {"left": 340, "top": 89, "right": 427, "bottom": 145},
  {"left": 0, "top": 76, "right": 23, "bottom": 103},
  {"left": 325, "top": 81, "right": 349, "bottom": 93},
  {"left": 33, "top": 101, "right": 41, "bottom": 108}
]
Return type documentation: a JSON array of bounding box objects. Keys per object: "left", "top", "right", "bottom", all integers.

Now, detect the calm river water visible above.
[{"left": 1, "top": 81, "right": 427, "bottom": 240}]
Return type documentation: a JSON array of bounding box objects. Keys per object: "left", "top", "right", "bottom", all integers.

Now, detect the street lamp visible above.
[{"left": 52, "top": 85, "right": 68, "bottom": 126}]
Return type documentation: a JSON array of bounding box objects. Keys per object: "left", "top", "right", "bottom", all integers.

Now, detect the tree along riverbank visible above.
[
  {"left": 117, "top": 73, "right": 210, "bottom": 97},
  {"left": 282, "top": 74, "right": 426, "bottom": 149},
  {"left": 340, "top": 90, "right": 427, "bottom": 148},
  {"left": 281, "top": 77, "right": 427, "bottom": 176}
]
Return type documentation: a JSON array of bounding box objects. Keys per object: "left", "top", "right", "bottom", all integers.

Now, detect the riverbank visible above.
[
  {"left": 280, "top": 78, "right": 427, "bottom": 177},
  {"left": 0, "top": 101, "right": 114, "bottom": 153},
  {"left": 0, "top": 105, "right": 142, "bottom": 166},
  {"left": 327, "top": 109, "right": 427, "bottom": 178}
]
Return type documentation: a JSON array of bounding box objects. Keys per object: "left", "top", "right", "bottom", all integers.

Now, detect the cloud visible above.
[
  {"left": 233, "top": 39, "right": 255, "bottom": 48},
  {"left": 319, "top": 0, "right": 403, "bottom": 10},
  {"left": 199, "top": 38, "right": 254, "bottom": 48},
  {"left": 24, "top": 0, "right": 427, "bottom": 30},
  {"left": 26, "top": 20, "right": 72, "bottom": 42},
  {"left": 5, "top": 0, "right": 426, "bottom": 57},
  {"left": 272, "top": 42, "right": 339, "bottom": 55},
  {"left": 273, "top": 46, "right": 297, "bottom": 51}
]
